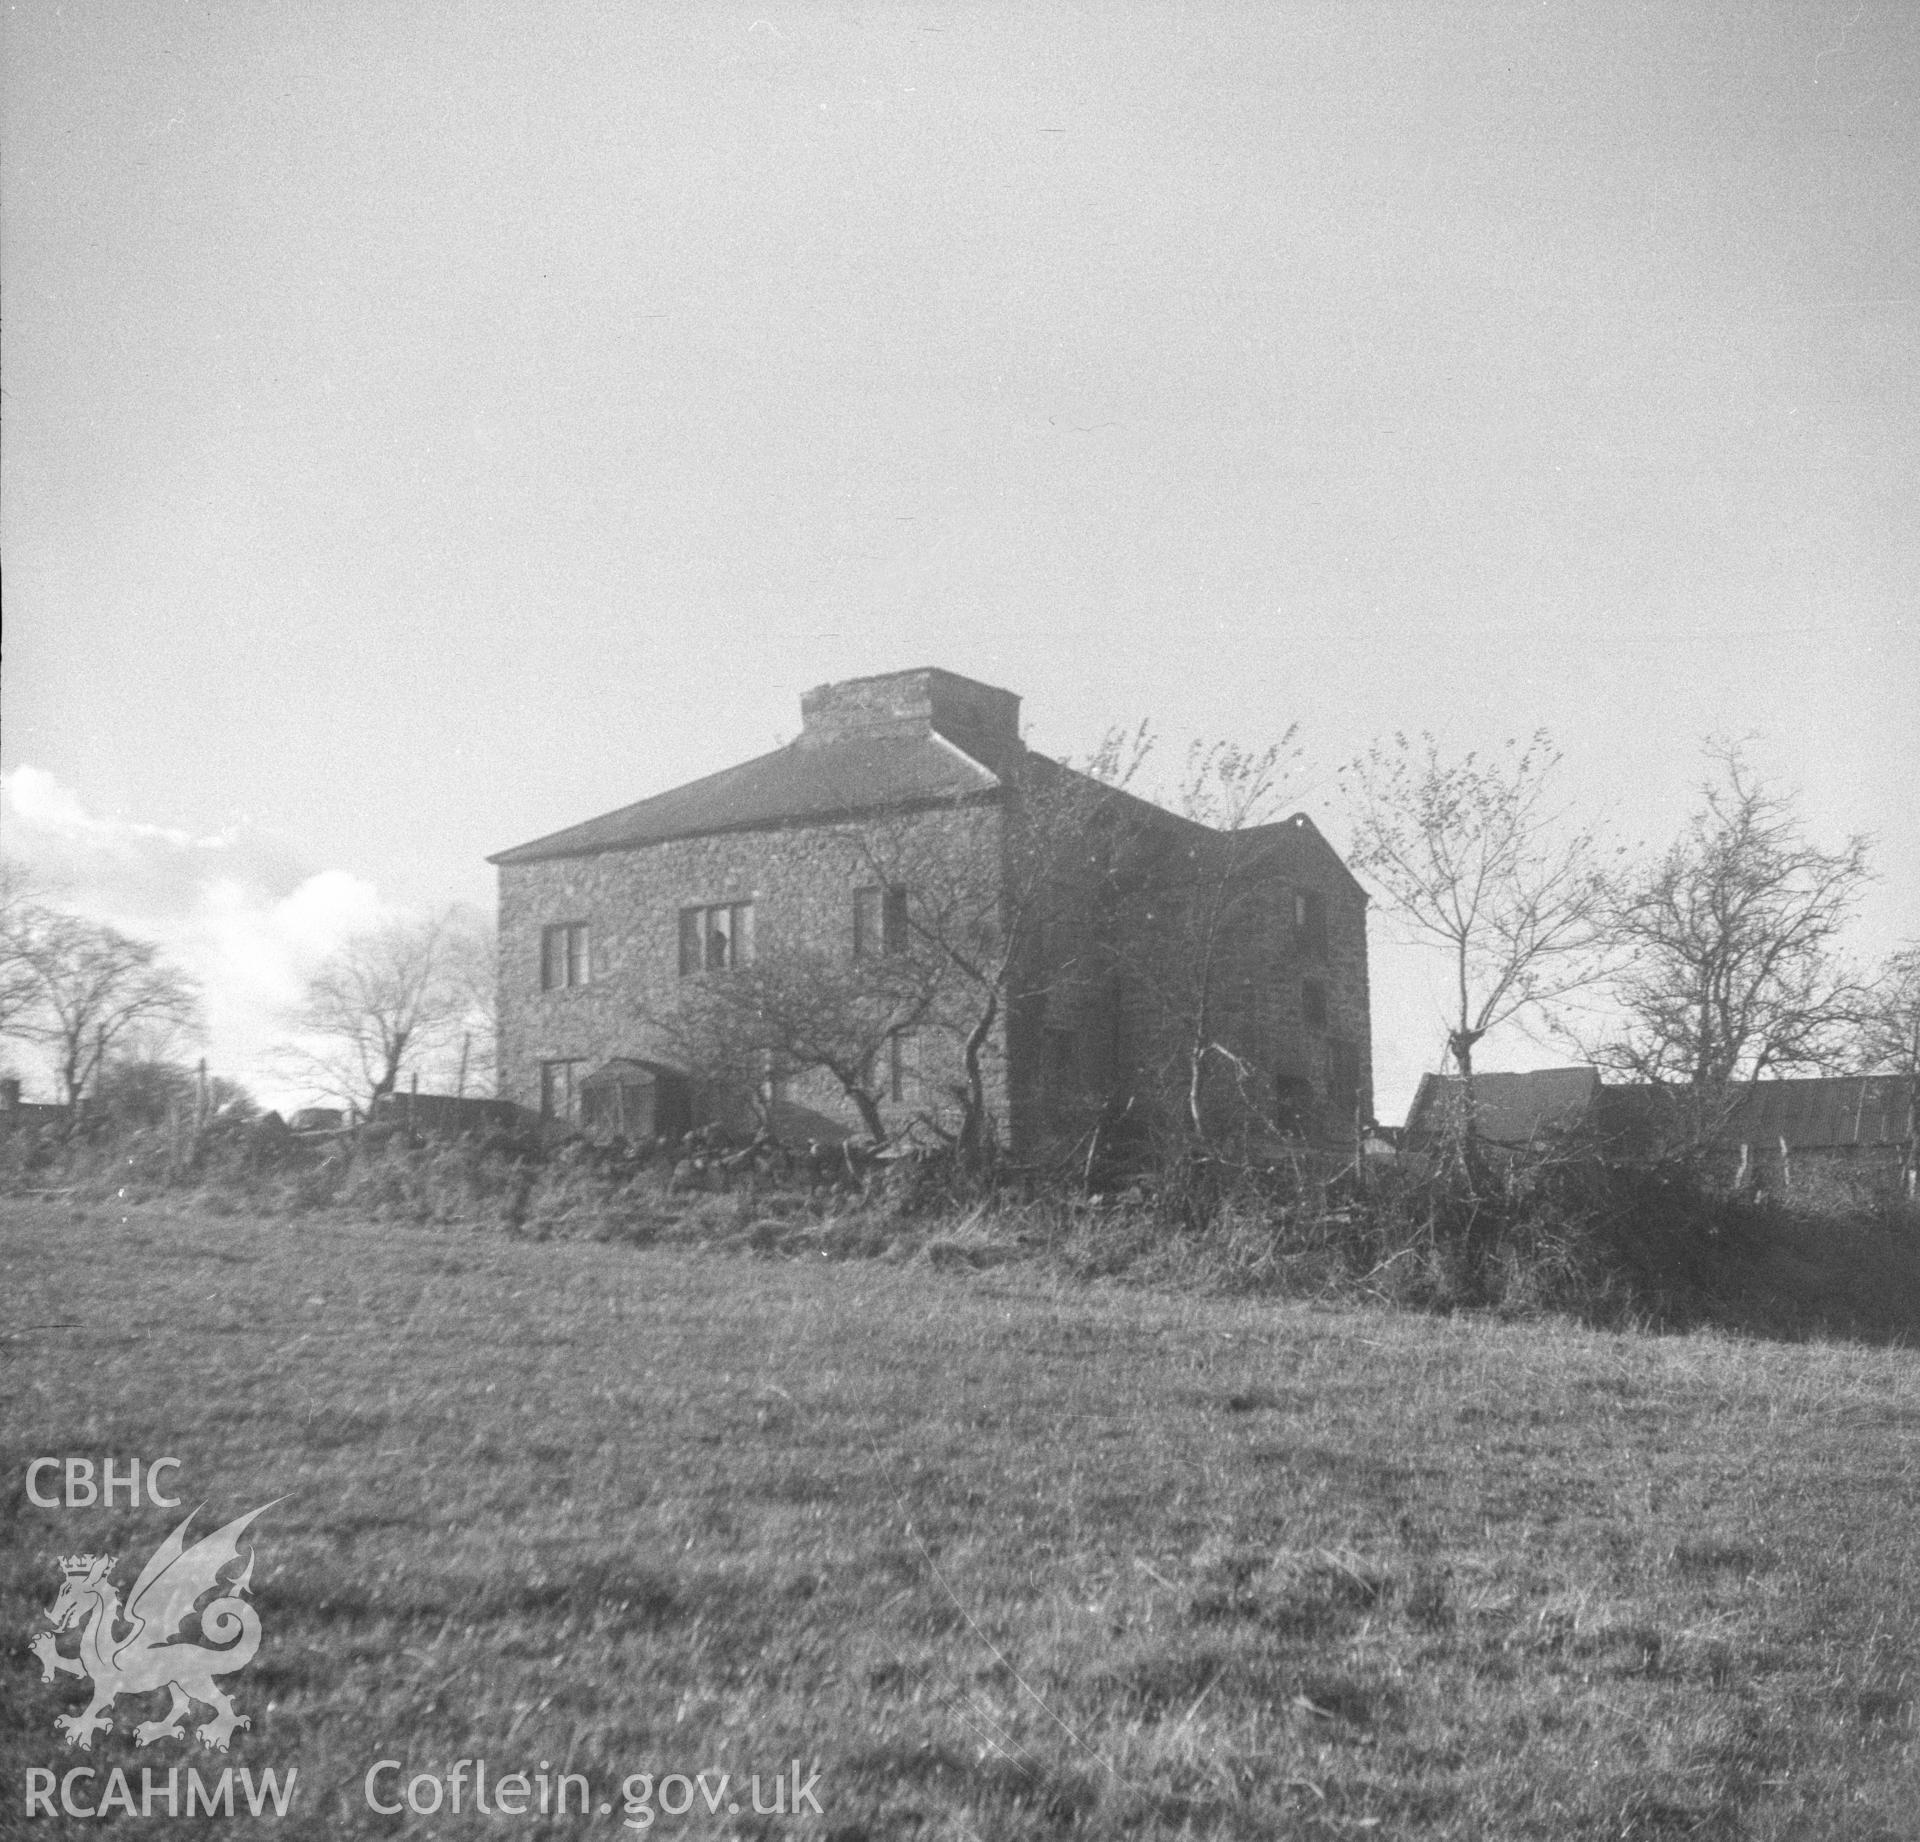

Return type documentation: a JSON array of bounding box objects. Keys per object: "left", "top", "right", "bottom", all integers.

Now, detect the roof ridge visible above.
[{"left": 925, "top": 726, "right": 1004, "bottom": 784}]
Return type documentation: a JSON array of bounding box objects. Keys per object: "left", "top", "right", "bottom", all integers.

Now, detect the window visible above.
[
  {"left": 541, "top": 922, "right": 590, "bottom": 990},
  {"left": 539, "top": 1059, "right": 584, "bottom": 1124},
  {"left": 581, "top": 1072, "right": 640, "bottom": 1138},
  {"left": 863, "top": 1031, "right": 919, "bottom": 1103},
  {"left": 888, "top": 1029, "right": 915, "bottom": 1104},
  {"left": 1329, "top": 1040, "right": 1362, "bottom": 1120},
  {"left": 678, "top": 902, "right": 754, "bottom": 975},
  {"left": 1301, "top": 979, "right": 1329, "bottom": 1031},
  {"left": 854, "top": 885, "right": 909, "bottom": 956},
  {"left": 1046, "top": 1027, "right": 1076, "bottom": 1092},
  {"left": 1294, "top": 888, "right": 1329, "bottom": 959},
  {"left": 1274, "top": 1073, "right": 1313, "bottom": 1134}
]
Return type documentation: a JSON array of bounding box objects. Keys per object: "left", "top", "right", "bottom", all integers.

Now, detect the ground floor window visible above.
[
  {"left": 1274, "top": 1073, "right": 1313, "bottom": 1135},
  {"left": 1329, "top": 1040, "right": 1361, "bottom": 1120},
  {"left": 1301, "top": 979, "right": 1329, "bottom": 1030},
  {"left": 862, "top": 1030, "right": 920, "bottom": 1104},
  {"left": 540, "top": 1059, "right": 584, "bottom": 1124},
  {"left": 889, "top": 1029, "right": 920, "bottom": 1104},
  {"left": 1046, "top": 1026, "right": 1076, "bottom": 1093}
]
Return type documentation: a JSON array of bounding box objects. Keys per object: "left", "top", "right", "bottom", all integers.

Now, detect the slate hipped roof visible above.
[
  {"left": 489, "top": 668, "right": 1010, "bottom": 866},
  {"left": 489, "top": 665, "right": 1368, "bottom": 893},
  {"left": 489, "top": 731, "right": 1002, "bottom": 865}
]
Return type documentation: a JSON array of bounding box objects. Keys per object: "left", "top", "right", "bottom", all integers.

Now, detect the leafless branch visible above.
[
  {"left": 1599, "top": 743, "right": 1872, "bottom": 1102},
  {"left": 279, "top": 910, "right": 481, "bottom": 1111},
  {"left": 1340, "top": 729, "right": 1615, "bottom": 1140},
  {"left": 2, "top": 902, "right": 202, "bottom": 1107}
]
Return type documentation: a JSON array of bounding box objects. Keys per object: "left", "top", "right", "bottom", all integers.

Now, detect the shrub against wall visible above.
[{"left": 8, "top": 1114, "right": 1916, "bottom": 1343}]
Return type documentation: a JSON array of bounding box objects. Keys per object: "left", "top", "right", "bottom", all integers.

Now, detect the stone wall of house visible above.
[
  {"left": 1046, "top": 814, "right": 1367, "bottom": 1146},
  {"left": 496, "top": 801, "right": 1010, "bottom": 1144},
  {"left": 1000, "top": 799, "right": 1372, "bottom": 1151},
  {"left": 1211, "top": 816, "right": 1373, "bottom": 1137},
  {"left": 497, "top": 749, "right": 1373, "bottom": 1155}
]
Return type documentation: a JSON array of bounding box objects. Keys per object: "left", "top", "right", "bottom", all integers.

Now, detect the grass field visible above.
[{"left": 4, "top": 1197, "right": 1918, "bottom": 1839}]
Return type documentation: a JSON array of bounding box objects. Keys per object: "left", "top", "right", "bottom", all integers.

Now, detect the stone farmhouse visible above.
[{"left": 490, "top": 669, "right": 1371, "bottom": 1155}]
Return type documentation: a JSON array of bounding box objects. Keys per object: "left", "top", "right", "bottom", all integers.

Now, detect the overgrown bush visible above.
[{"left": 6, "top": 1116, "right": 1915, "bottom": 1341}]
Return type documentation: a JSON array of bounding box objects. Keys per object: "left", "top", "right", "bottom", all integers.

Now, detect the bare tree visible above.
[
  {"left": 1062, "top": 734, "right": 1308, "bottom": 1154},
  {"left": 1849, "top": 943, "right": 1919, "bottom": 1192},
  {"left": 665, "top": 725, "right": 1314, "bottom": 1163},
  {"left": 1155, "top": 736, "right": 1301, "bottom": 1147},
  {"left": 95, "top": 1057, "right": 256, "bottom": 1127},
  {"left": 848, "top": 734, "right": 1148, "bottom": 1158},
  {"left": 0, "top": 858, "right": 48, "bottom": 1042},
  {"left": 1340, "top": 730, "right": 1613, "bottom": 1141},
  {"left": 660, "top": 945, "right": 939, "bottom": 1143},
  {"left": 283, "top": 911, "right": 474, "bottom": 1112},
  {"left": 646, "top": 742, "right": 1142, "bottom": 1159},
  {"left": 4, "top": 908, "right": 202, "bottom": 1108},
  {"left": 846, "top": 728, "right": 1324, "bottom": 1161},
  {"left": 1601, "top": 745, "right": 1871, "bottom": 1115},
  {"left": 1854, "top": 945, "right": 1920, "bottom": 1081}
]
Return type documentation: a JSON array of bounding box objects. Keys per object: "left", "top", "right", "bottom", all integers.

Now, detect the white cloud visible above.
[
  {"left": 5, "top": 766, "right": 100, "bottom": 836},
  {"left": 2, "top": 766, "right": 414, "bottom": 1110}
]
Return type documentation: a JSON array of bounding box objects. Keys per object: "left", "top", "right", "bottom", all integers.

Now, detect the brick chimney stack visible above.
[{"left": 798, "top": 668, "right": 1022, "bottom": 771}]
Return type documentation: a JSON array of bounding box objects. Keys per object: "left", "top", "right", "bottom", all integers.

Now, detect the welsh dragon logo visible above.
[{"left": 31, "top": 1500, "right": 280, "bottom": 1752}]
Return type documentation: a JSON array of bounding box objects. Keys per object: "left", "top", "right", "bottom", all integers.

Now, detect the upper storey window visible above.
[
  {"left": 541, "top": 923, "right": 590, "bottom": 990},
  {"left": 679, "top": 902, "right": 754, "bottom": 975},
  {"left": 853, "top": 886, "right": 909, "bottom": 957},
  {"left": 1293, "top": 889, "right": 1329, "bottom": 959}
]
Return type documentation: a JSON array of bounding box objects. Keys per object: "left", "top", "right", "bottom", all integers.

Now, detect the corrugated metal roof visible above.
[
  {"left": 490, "top": 730, "right": 1002, "bottom": 865},
  {"left": 1402, "top": 1072, "right": 1915, "bottom": 1153},
  {"left": 1404, "top": 1067, "right": 1602, "bottom": 1146},
  {"left": 1717, "top": 1076, "right": 1914, "bottom": 1149}
]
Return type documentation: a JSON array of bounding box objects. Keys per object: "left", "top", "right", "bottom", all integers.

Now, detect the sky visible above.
[{"left": 4, "top": 0, "right": 1916, "bottom": 1117}]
